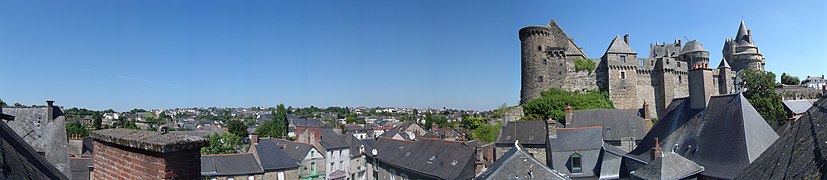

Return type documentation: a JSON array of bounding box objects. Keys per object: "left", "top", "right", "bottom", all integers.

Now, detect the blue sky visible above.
[{"left": 1, "top": 0, "right": 825, "bottom": 111}]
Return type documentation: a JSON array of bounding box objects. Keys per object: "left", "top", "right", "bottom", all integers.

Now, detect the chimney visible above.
[
  {"left": 250, "top": 133, "right": 259, "bottom": 145},
  {"left": 642, "top": 101, "right": 651, "bottom": 120},
  {"left": 688, "top": 63, "right": 714, "bottom": 109},
  {"left": 678, "top": 39, "right": 682, "bottom": 46},
  {"left": 431, "top": 123, "right": 438, "bottom": 130},
  {"left": 623, "top": 34, "right": 630, "bottom": 44},
  {"left": 564, "top": 104, "right": 573, "bottom": 127},
  {"left": 91, "top": 129, "right": 208, "bottom": 179},
  {"left": 546, "top": 117, "right": 556, "bottom": 137},
  {"left": 651, "top": 137, "right": 662, "bottom": 159},
  {"left": 46, "top": 100, "right": 55, "bottom": 121}
]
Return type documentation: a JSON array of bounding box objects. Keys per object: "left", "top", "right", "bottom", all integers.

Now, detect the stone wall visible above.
[{"left": 90, "top": 129, "right": 207, "bottom": 179}]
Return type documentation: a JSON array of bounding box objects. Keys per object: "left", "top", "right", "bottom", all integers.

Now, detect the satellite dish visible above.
[{"left": 372, "top": 149, "right": 378, "bottom": 156}]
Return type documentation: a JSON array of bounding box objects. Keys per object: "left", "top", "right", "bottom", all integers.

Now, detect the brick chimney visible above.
[
  {"left": 431, "top": 123, "right": 438, "bottom": 130},
  {"left": 688, "top": 63, "right": 714, "bottom": 109},
  {"left": 642, "top": 101, "right": 650, "bottom": 120},
  {"left": 250, "top": 133, "right": 259, "bottom": 145},
  {"left": 546, "top": 117, "right": 557, "bottom": 138},
  {"left": 90, "top": 129, "right": 208, "bottom": 179},
  {"left": 651, "top": 137, "right": 662, "bottom": 160},
  {"left": 46, "top": 100, "right": 55, "bottom": 121},
  {"left": 564, "top": 104, "right": 573, "bottom": 127}
]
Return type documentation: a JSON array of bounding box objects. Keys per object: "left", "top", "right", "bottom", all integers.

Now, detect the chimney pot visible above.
[
  {"left": 642, "top": 101, "right": 651, "bottom": 120},
  {"left": 564, "top": 104, "right": 573, "bottom": 126},
  {"left": 46, "top": 100, "right": 55, "bottom": 121},
  {"left": 250, "top": 133, "right": 259, "bottom": 144}
]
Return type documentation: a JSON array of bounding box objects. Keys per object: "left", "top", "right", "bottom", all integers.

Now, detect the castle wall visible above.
[{"left": 603, "top": 53, "right": 640, "bottom": 110}]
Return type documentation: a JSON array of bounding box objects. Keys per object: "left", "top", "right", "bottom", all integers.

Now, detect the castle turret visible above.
[
  {"left": 683, "top": 40, "right": 714, "bottom": 109},
  {"left": 717, "top": 59, "right": 736, "bottom": 95},
  {"left": 599, "top": 34, "right": 640, "bottom": 110},
  {"left": 519, "top": 20, "right": 594, "bottom": 104},
  {"left": 723, "top": 20, "right": 766, "bottom": 72}
]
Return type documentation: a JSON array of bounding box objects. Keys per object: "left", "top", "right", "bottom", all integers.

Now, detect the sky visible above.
[{"left": 1, "top": 0, "right": 825, "bottom": 111}]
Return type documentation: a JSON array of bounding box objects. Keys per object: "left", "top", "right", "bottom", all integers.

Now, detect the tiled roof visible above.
[
  {"left": 630, "top": 152, "right": 704, "bottom": 179},
  {"left": 496, "top": 121, "right": 548, "bottom": 145},
  {"left": 271, "top": 139, "right": 314, "bottom": 162},
  {"left": 475, "top": 144, "right": 568, "bottom": 180},
  {"left": 624, "top": 94, "right": 779, "bottom": 179},
  {"left": 319, "top": 128, "right": 349, "bottom": 150},
  {"left": 201, "top": 153, "right": 264, "bottom": 176},
  {"left": 569, "top": 109, "right": 647, "bottom": 141},
  {"left": 0, "top": 117, "right": 67, "bottom": 179},
  {"left": 782, "top": 99, "right": 817, "bottom": 114},
  {"left": 605, "top": 35, "right": 636, "bottom": 54},
  {"left": 549, "top": 127, "right": 603, "bottom": 152},
  {"left": 372, "top": 138, "right": 476, "bottom": 179},
  {"left": 254, "top": 140, "right": 300, "bottom": 170},
  {"left": 737, "top": 99, "right": 827, "bottom": 179}
]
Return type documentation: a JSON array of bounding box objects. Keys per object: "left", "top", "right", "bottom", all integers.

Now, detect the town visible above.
[{"left": 2, "top": 1, "right": 827, "bottom": 180}]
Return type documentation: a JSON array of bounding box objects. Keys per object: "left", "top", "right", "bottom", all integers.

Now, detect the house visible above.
[
  {"left": 494, "top": 121, "right": 549, "bottom": 166},
  {"left": 342, "top": 134, "right": 369, "bottom": 180},
  {"left": 0, "top": 106, "right": 67, "bottom": 179},
  {"left": 422, "top": 126, "right": 463, "bottom": 141},
  {"left": 249, "top": 137, "right": 301, "bottom": 180},
  {"left": 318, "top": 128, "right": 350, "bottom": 180},
  {"left": 200, "top": 153, "right": 265, "bottom": 179},
  {"left": 271, "top": 139, "right": 326, "bottom": 180},
  {"left": 2, "top": 100, "right": 70, "bottom": 175},
  {"left": 366, "top": 138, "right": 477, "bottom": 179},
  {"left": 548, "top": 127, "right": 624, "bottom": 179},
  {"left": 345, "top": 124, "right": 372, "bottom": 140},
  {"left": 396, "top": 122, "right": 426, "bottom": 136},
  {"left": 475, "top": 142, "right": 569, "bottom": 180},
  {"left": 465, "top": 140, "right": 494, "bottom": 175},
  {"left": 378, "top": 129, "right": 415, "bottom": 141},
  {"left": 737, "top": 99, "right": 827, "bottom": 179},
  {"left": 781, "top": 99, "right": 817, "bottom": 122},
  {"left": 565, "top": 106, "right": 651, "bottom": 152},
  {"left": 802, "top": 75, "right": 826, "bottom": 89}
]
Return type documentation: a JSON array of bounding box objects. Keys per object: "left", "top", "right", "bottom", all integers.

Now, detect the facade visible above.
[
  {"left": 518, "top": 20, "right": 748, "bottom": 119},
  {"left": 801, "top": 75, "right": 826, "bottom": 89},
  {"left": 271, "top": 139, "right": 326, "bottom": 180},
  {"left": 318, "top": 128, "right": 350, "bottom": 180}
]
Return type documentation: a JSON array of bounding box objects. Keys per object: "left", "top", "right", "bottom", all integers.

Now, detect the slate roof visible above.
[
  {"left": 496, "top": 121, "right": 548, "bottom": 145},
  {"left": 718, "top": 58, "right": 731, "bottom": 69},
  {"left": 605, "top": 35, "right": 636, "bottom": 54},
  {"left": 650, "top": 42, "right": 682, "bottom": 58},
  {"left": 569, "top": 109, "right": 648, "bottom": 141},
  {"left": 734, "top": 20, "right": 754, "bottom": 46},
  {"left": 737, "top": 99, "right": 827, "bottom": 179},
  {"left": 680, "top": 40, "right": 707, "bottom": 54},
  {"left": 630, "top": 152, "right": 704, "bottom": 179},
  {"left": 549, "top": 127, "right": 603, "bottom": 152},
  {"left": 475, "top": 144, "right": 569, "bottom": 180},
  {"left": 600, "top": 143, "right": 625, "bottom": 179},
  {"left": 271, "top": 139, "right": 315, "bottom": 162},
  {"left": 371, "top": 138, "right": 477, "bottom": 179},
  {"left": 782, "top": 99, "right": 817, "bottom": 114},
  {"left": 624, "top": 94, "right": 779, "bottom": 179},
  {"left": 341, "top": 134, "right": 364, "bottom": 157},
  {"left": 253, "top": 140, "right": 300, "bottom": 170},
  {"left": 565, "top": 38, "right": 588, "bottom": 58},
  {"left": 293, "top": 119, "right": 323, "bottom": 127},
  {"left": 0, "top": 116, "right": 67, "bottom": 179},
  {"left": 319, "top": 128, "right": 349, "bottom": 150},
  {"left": 69, "top": 157, "right": 92, "bottom": 180},
  {"left": 201, "top": 153, "right": 264, "bottom": 176}
]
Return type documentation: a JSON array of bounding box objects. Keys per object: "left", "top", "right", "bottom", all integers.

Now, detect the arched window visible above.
[{"left": 570, "top": 153, "right": 583, "bottom": 173}]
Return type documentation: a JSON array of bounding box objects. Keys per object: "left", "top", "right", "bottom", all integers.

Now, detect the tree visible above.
[
  {"left": 522, "top": 88, "right": 614, "bottom": 122},
  {"left": 471, "top": 123, "right": 501, "bottom": 143},
  {"left": 0, "top": 99, "right": 6, "bottom": 107},
  {"left": 92, "top": 113, "right": 103, "bottom": 130},
  {"left": 66, "top": 121, "right": 89, "bottom": 138},
  {"left": 780, "top": 73, "right": 801, "bottom": 85},
  {"left": 201, "top": 132, "right": 242, "bottom": 155},
  {"left": 741, "top": 70, "right": 787, "bottom": 127},
  {"left": 226, "top": 120, "right": 249, "bottom": 139},
  {"left": 256, "top": 104, "right": 288, "bottom": 138},
  {"left": 461, "top": 117, "right": 487, "bottom": 130}
]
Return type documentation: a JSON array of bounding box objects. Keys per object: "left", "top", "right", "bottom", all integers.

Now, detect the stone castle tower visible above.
[
  {"left": 519, "top": 19, "right": 744, "bottom": 118},
  {"left": 723, "top": 20, "right": 766, "bottom": 72},
  {"left": 519, "top": 20, "right": 597, "bottom": 104}
]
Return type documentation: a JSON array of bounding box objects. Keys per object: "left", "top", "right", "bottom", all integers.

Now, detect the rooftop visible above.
[{"left": 90, "top": 128, "right": 208, "bottom": 153}]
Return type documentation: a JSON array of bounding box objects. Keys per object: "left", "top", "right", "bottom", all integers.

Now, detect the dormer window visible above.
[
  {"left": 429, "top": 154, "right": 439, "bottom": 163},
  {"left": 570, "top": 153, "right": 582, "bottom": 173}
]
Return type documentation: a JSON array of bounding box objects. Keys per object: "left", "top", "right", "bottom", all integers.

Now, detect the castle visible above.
[{"left": 520, "top": 20, "right": 765, "bottom": 117}]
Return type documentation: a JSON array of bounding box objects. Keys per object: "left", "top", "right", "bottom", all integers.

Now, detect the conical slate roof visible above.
[
  {"left": 630, "top": 152, "right": 704, "bottom": 179},
  {"left": 605, "top": 35, "right": 636, "bottom": 54},
  {"left": 734, "top": 20, "right": 755, "bottom": 46},
  {"left": 718, "top": 59, "right": 731, "bottom": 69},
  {"left": 680, "top": 40, "right": 707, "bottom": 54},
  {"left": 737, "top": 99, "right": 827, "bottom": 179}
]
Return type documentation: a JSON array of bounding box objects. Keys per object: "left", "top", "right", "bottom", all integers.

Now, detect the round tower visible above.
[
  {"left": 680, "top": 40, "right": 710, "bottom": 67},
  {"left": 519, "top": 26, "right": 554, "bottom": 104}
]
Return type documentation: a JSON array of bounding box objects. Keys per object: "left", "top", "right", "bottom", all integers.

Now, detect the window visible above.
[
  {"left": 678, "top": 62, "right": 681, "bottom": 67},
  {"left": 228, "top": 178, "right": 234, "bottom": 180},
  {"left": 538, "top": 76, "right": 544, "bottom": 83},
  {"left": 543, "top": 59, "right": 548, "bottom": 65},
  {"left": 639, "top": 60, "right": 644, "bottom": 66},
  {"left": 538, "top": 46, "right": 542, "bottom": 51},
  {"left": 389, "top": 169, "right": 397, "bottom": 180},
  {"left": 311, "top": 162, "right": 316, "bottom": 175},
  {"left": 679, "top": 76, "right": 682, "bottom": 83},
  {"left": 620, "top": 72, "right": 626, "bottom": 79},
  {"left": 620, "top": 56, "right": 627, "bottom": 63},
  {"left": 570, "top": 153, "right": 582, "bottom": 173},
  {"left": 248, "top": 176, "right": 254, "bottom": 180},
  {"left": 311, "top": 151, "right": 314, "bottom": 158}
]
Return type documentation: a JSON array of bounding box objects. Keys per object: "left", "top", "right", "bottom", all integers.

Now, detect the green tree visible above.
[
  {"left": 201, "top": 132, "right": 242, "bottom": 155},
  {"left": 471, "top": 123, "right": 501, "bottom": 143},
  {"left": 461, "top": 117, "right": 487, "bottom": 130},
  {"left": 741, "top": 70, "right": 787, "bottom": 126},
  {"left": 65, "top": 121, "right": 89, "bottom": 138},
  {"left": 0, "top": 99, "right": 6, "bottom": 107},
  {"left": 226, "top": 120, "right": 249, "bottom": 139},
  {"left": 92, "top": 113, "right": 103, "bottom": 130},
  {"left": 256, "top": 104, "right": 288, "bottom": 138},
  {"left": 780, "top": 73, "right": 800, "bottom": 85},
  {"left": 522, "top": 88, "right": 614, "bottom": 122}
]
